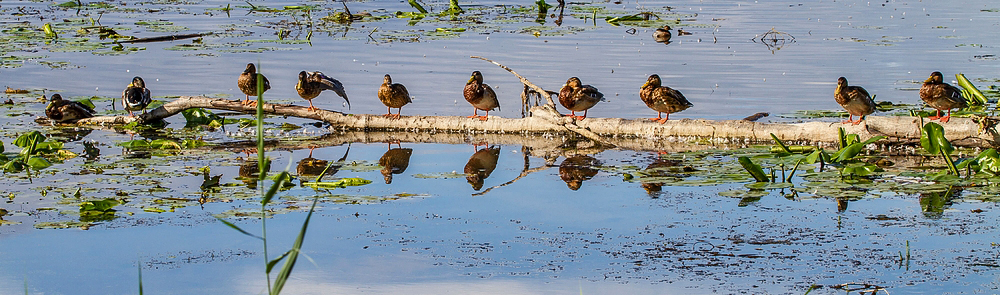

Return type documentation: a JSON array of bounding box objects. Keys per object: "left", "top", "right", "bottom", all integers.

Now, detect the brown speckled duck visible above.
[
  {"left": 238, "top": 63, "right": 270, "bottom": 107},
  {"left": 558, "top": 77, "right": 604, "bottom": 120},
  {"left": 464, "top": 145, "right": 501, "bottom": 190},
  {"left": 653, "top": 25, "right": 671, "bottom": 43},
  {"left": 122, "top": 76, "right": 151, "bottom": 117},
  {"left": 296, "top": 71, "right": 350, "bottom": 111},
  {"left": 463, "top": 71, "right": 500, "bottom": 121},
  {"left": 919, "top": 71, "right": 967, "bottom": 123},
  {"left": 378, "top": 74, "right": 412, "bottom": 119},
  {"left": 559, "top": 155, "right": 600, "bottom": 191},
  {"left": 45, "top": 94, "right": 95, "bottom": 123},
  {"left": 834, "top": 77, "right": 875, "bottom": 125},
  {"left": 640, "top": 74, "right": 692, "bottom": 124}
]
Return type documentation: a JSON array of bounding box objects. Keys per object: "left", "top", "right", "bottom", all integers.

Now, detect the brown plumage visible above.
[
  {"left": 45, "top": 94, "right": 95, "bottom": 123},
  {"left": 653, "top": 25, "right": 671, "bottom": 43},
  {"left": 463, "top": 71, "right": 500, "bottom": 121},
  {"left": 238, "top": 63, "right": 270, "bottom": 107},
  {"left": 834, "top": 77, "right": 875, "bottom": 125},
  {"left": 121, "top": 76, "right": 151, "bottom": 117},
  {"left": 378, "top": 147, "right": 413, "bottom": 184},
  {"left": 464, "top": 145, "right": 501, "bottom": 190},
  {"left": 558, "top": 77, "right": 604, "bottom": 120},
  {"left": 296, "top": 71, "right": 350, "bottom": 111},
  {"left": 559, "top": 155, "right": 600, "bottom": 191},
  {"left": 919, "top": 71, "right": 967, "bottom": 123},
  {"left": 640, "top": 74, "right": 692, "bottom": 124},
  {"left": 378, "top": 74, "right": 412, "bottom": 119}
]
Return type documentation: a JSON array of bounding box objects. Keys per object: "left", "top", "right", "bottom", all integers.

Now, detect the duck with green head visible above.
[
  {"left": 919, "top": 71, "right": 966, "bottom": 123},
  {"left": 463, "top": 71, "right": 500, "bottom": 121},
  {"left": 558, "top": 77, "right": 604, "bottom": 120},
  {"left": 834, "top": 77, "right": 875, "bottom": 125},
  {"left": 296, "top": 71, "right": 350, "bottom": 111},
  {"left": 640, "top": 74, "right": 692, "bottom": 124},
  {"left": 46, "top": 94, "right": 95, "bottom": 123},
  {"left": 122, "top": 76, "right": 151, "bottom": 117}
]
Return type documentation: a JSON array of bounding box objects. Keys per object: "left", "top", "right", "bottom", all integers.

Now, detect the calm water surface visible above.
[{"left": 1, "top": 0, "right": 1000, "bottom": 294}]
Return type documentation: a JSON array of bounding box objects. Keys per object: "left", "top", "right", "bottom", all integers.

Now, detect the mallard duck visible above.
[
  {"left": 653, "top": 25, "right": 671, "bottom": 43},
  {"left": 558, "top": 77, "right": 604, "bottom": 120},
  {"left": 464, "top": 145, "right": 501, "bottom": 190},
  {"left": 122, "top": 76, "right": 151, "bottom": 117},
  {"left": 378, "top": 147, "right": 413, "bottom": 184},
  {"left": 559, "top": 155, "right": 600, "bottom": 191},
  {"left": 919, "top": 71, "right": 967, "bottom": 123},
  {"left": 640, "top": 74, "right": 692, "bottom": 123},
  {"left": 296, "top": 71, "right": 350, "bottom": 111},
  {"left": 238, "top": 63, "right": 270, "bottom": 107},
  {"left": 46, "top": 94, "right": 95, "bottom": 123},
  {"left": 834, "top": 77, "right": 875, "bottom": 125},
  {"left": 463, "top": 71, "right": 500, "bottom": 121},
  {"left": 378, "top": 74, "right": 412, "bottom": 119}
]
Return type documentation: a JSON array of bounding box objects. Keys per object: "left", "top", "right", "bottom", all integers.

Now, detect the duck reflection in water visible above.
[
  {"left": 559, "top": 155, "right": 600, "bottom": 191},
  {"left": 378, "top": 143, "right": 413, "bottom": 184},
  {"left": 465, "top": 145, "right": 501, "bottom": 190},
  {"left": 239, "top": 157, "right": 271, "bottom": 189},
  {"left": 639, "top": 157, "right": 684, "bottom": 193},
  {"left": 297, "top": 144, "right": 350, "bottom": 184}
]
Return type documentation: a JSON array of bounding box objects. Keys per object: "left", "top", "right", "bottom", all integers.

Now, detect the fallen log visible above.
[{"left": 60, "top": 95, "right": 996, "bottom": 148}]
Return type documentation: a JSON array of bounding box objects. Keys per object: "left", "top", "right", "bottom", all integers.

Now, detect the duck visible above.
[
  {"left": 919, "top": 71, "right": 967, "bottom": 123},
  {"left": 464, "top": 145, "right": 501, "bottom": 190},
  {"left": 378, "top": 74, "right": 412, "bottom": 119},
  {"left": 237, "top": 63, "right": 270, "bottom": 107},
  {"left": 834, "top": 77, "right": 875, "bottom": 125},
  {"left": 378, "top": 146, "right": 413, "bottom": 184},
  {"left": 45, "top": 94, "right": 95, "bottom": 123},
  {"left": 463, "top": 71, "right": 500, "bottom": 121},
  {"left": 296, "top": 71, "right": 350, "bottom": 111},
  {"left": 558, "top": 77, "right": 604, "bottom": 120},
  {"left": 640, "top": 74, "right": 692, "bottom": 123},
  {"left": 559, "top": 155, "right": 600, "bottom": 191},
  {"left": 653, "top": 25, "right": 671, "bottom": 43},
  {"left": 121, "top": 76, "right": 151, "bottom": 117}
]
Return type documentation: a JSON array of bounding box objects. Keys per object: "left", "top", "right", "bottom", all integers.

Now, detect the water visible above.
[{"left": 2, "top": 0, "right": 1000, "bottom": 294}]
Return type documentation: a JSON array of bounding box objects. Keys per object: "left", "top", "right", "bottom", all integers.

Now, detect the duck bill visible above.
[
  {"left": 467, "top": 76, "right": 476, "bottom": 84},
  {"left": 641, "top": 81, "right": 650, "bottom": 89},
  {"left": 295, "top": 80, "right": 303, "bottom": 90}
]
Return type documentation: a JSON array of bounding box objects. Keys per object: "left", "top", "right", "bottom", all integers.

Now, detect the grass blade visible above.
[
  {"left": 261, "top": 171, "right": 290, "bottom": 206},
  {"left": 770, "top": 133, "right": 792, "bottom": 154},
  {"left": 738, "top": 156, "right": 769, "bottom": 182},
  {"left": 271, "top": 196, "right": 320, "bottom": 295},
  {"left": 215, "top": 216, "right": 264, "bottom": 240},
  {"left": 138, "top": 259, "right": 144, "bottom": 295}
]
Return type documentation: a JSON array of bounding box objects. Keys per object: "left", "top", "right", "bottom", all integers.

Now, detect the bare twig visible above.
[
  {"left": 470, "top": 56, "right": 556, "bottom": 107},
  {"left": 113, "top": 32, "right": 211, "bottom": 44}
]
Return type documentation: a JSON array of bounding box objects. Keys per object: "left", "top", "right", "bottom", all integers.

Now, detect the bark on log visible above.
[{"left": 60, "top": 96, "right": 997, "bottom": 148}]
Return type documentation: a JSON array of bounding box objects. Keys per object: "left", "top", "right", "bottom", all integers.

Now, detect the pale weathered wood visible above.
[{"left": 60, "top": 95, "right": 995, "bottom": 148}]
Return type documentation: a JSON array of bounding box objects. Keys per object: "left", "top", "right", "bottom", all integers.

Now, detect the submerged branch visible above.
[{"left": 114, "top": 32, "right": 211, "bottom": 44}]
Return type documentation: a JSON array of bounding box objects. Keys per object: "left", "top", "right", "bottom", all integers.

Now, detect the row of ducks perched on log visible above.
[{"left": 44, "top": 62, "right": 967, "bottom": 126}]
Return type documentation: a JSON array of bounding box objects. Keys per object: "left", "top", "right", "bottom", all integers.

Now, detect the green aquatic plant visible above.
[
  {"left": 2, "top": 131, "right": 70, "bottom": 172},
  {"left": 921, "top": 122, "right": 959, "bottom": 176},
  {"left": 954, "top": 73, "right": 988, "bottom": 106}
]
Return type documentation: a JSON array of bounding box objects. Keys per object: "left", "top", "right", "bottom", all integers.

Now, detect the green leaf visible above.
[
  {"left": 837, "top": 127, "right": 846, "bottom": 150},
  {"left": 26, "top": 156, "right": 51, "bottom": 169},
  {"left": 15, "top": 131, "right": 45, "bottom": 149},
  {"left": 80, "top": 198, "right": 119, "bottom": 212},
  {"left": 181, "top": 139, "right": 208, "bottom": 149},
  {"left": 955, "top": 73, "right": 988, "bottom": 105},
  {"left": 835, "top": 143, "right": 865, "bottom": 163},
  {"left": 0, "top": 141, "right": 4, "bottom": 153},
  {"left": 2, "top": 159, "right": 24, "bottom": 172},
  {"left": 149, "top": 139, "right": 181, "bottom": 149},
  {"left": 921, "top": 122, "right": 954, "bottom": 155},
  {"left": 770, "top": 133, "right": 792, "bottom": 154},
  {"left": 738, "top": 156, "right": 768, "bottom": 182},
  {"left": 181, "top": 108, "right": 223, "bottom": 127},
  {"left": 302, "top": 177, "right": 373, "bottom": 189},
  {"left": 118, "top": 140, "right": 150, "bottom": 149},
  {"left": 75, "top": 98, "right": 96, "bottom": 110},
  {"left": 407, "top": 0, "right": 427, "bottom": 13},
  {"left": 214, "top": 217, "right": 263, "bottom": 240}
]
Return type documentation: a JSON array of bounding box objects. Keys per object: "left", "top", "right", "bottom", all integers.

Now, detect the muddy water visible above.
[{"left": 2, "top": 0, "right": 1000, "bottom": 294}]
